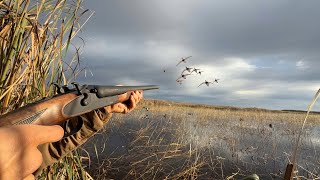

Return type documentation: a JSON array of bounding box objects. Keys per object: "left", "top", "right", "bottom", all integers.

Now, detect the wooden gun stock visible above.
[
  {"left": 0, "top": 93, "right": 78, "bottom": 127},
  {"left": 0, "top": 84, "right": 159, "bottom": 128}
]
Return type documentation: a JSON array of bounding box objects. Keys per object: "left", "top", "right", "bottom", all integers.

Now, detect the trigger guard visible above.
[{"left": 62, "top": 117, "right": 83, "bottom": 138}]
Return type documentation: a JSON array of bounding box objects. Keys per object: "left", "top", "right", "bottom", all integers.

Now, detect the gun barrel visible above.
[
  {"left": 92, "top": 85, "right": 159, "bottom": 98},
  {"left": 0, "top": 84, "right": 159, "bottom": 127}
]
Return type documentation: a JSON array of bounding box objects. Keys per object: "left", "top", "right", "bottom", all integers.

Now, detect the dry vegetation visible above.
[
  {"left": 0, "top": 0, "right": 89, "bottom": 113},
  {"left": 1, "top": 1, "right": 319, "bottom": 179},
  {"left": 0, "top": 0, "right": 93, "bottom": 179},
  {"left": 82, "top": 99, "right": 320, "bottom": 179},
  {"left": 139, "top": 99, "right": 320, "bottom": 125}
]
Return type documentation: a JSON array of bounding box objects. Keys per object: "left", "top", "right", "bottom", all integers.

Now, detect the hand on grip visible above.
[
  {"left": 106, "top": 90, "right": 143, "bottom": 114},
  {"left": 0, "top": 125, "right": 64, "bottom": 180}
]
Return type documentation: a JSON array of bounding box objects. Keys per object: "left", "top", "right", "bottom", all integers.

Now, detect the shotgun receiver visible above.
[{"left": 0, "top": 83, "right": 159, "bottom": 129}]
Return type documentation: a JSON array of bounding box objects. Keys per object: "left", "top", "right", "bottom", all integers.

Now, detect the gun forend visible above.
[
  {"left": 91, "top": 85, "right": 159, "bottom": 98},
  {"left": 0, "top": 84, "right": 160, "bottom": 127}
]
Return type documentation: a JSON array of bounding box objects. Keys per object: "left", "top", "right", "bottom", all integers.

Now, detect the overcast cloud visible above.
[{"left": 73, "top": 0, "right": 320, "bottom": 110}]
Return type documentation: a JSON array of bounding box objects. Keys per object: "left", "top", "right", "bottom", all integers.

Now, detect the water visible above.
[{"left": 82, "top": 109, "right": 320, "bottom": 179}]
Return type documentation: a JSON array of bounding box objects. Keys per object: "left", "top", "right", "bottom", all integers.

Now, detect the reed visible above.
[
  {"left": 84, "top": 99, "right": 320, "bottom": 179},
  {"left": 0, "top": 0, "right": 91, "bottom": 179},
  {"left": 0, "top": 0, "right": 89, "bottom": 112},
  {"left": 287, "top": 89, "right": 320, "bottom": 179}
]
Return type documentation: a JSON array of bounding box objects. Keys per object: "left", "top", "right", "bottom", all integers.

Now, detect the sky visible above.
[{"left": 72, "top": 1, "right": 320, "bottom": 110}]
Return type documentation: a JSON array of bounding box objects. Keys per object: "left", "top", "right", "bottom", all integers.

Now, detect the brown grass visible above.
[
  {"left": 139, "top": 98, "right": 320, "bottom": 125},
  {"left": 0, "top": 0, "right": 90, "bottom": 113},
  {"left": 0, "top": 0, "right": 94, "bottom": 179},
  {"left": 82, "top": 98, "right": 320, "bottom": 179}
]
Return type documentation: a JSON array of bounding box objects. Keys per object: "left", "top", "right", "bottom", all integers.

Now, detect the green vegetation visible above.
[
  {"left": 0, "top": 0, "right": 91, "bottom": 179},
  {"left": 0, "top": 0, "right": 88, "bottom": 113}
]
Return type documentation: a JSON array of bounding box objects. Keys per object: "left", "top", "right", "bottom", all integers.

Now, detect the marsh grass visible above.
[
  {"left": 0, "top": 0, "right": 90, "bottom": 112},
  {"left": 0, "top": 0, "right": 93, "bottom": 179},
  {"left": 1, "top": 0, "right": 319, "bottom": 179},
  {"left": 82, "top": 99, "right": 320, "bottom": 179},
  {"left": 288, "top": 89, "right": 320, "bottom": 179}
]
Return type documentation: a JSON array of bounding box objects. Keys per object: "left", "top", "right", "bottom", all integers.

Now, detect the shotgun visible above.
[{"left": 0, "top": 83, "right": 159, "bottom": 133}]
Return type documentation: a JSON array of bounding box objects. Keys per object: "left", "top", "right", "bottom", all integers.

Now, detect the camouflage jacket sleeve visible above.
[{"left": 34, "top": 107, "right": 112, "bottom": 176}]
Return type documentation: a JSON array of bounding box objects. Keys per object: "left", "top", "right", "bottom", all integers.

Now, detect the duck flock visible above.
[{"left": 175, "top": 56, "right": 220, "bottom": 87}]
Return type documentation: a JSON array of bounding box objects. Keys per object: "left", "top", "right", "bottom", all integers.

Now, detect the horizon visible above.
[
  {"left": 72, "top": 1, "right": 320, "bottom": 111},
  {"left": 142, "top": 97, "right": 320, "bottom": 112}
]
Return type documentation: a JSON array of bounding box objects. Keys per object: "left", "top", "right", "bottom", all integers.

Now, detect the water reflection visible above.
[{"left": 82, "top": 109, "right": 320, "bottom": 179}]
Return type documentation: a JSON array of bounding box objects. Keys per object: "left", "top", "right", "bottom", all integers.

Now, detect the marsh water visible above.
[{"left": 82, "top": 108, "right": 320, "bottom": 179}]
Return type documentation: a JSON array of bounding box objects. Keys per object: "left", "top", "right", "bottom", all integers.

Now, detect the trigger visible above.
[{"left": 62, "top": 117, "right": 83, "bottom": 138}]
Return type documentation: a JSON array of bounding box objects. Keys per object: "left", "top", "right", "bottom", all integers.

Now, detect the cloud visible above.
[
  {"left": 235, "top": 89, "right": 271, "bottom": 98},
  {"left": 296, "top": 60, "right": 309, "bottom": 70},
  {"left": 74, "top": 1, "right": 320, "bottom": 110},
  {"left": 82, "top": 36, "right": 194, "bottom": 66}
]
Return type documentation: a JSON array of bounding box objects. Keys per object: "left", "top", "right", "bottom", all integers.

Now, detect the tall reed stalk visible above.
[
  {"left": 0, "top": 0, "right": 88, "bottom": 113},
  {"left": 0, "top": 0, "right": 91, "bottom": 178}
]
